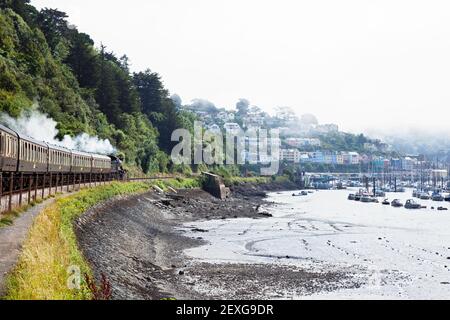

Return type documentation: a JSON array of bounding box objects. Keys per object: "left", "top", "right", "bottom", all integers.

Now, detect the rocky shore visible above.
[{"left": 75, "top": 181, "right": 360, "bottom": 300}]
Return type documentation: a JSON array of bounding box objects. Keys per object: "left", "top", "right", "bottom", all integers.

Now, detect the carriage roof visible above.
[
  {"left": 17, "top": 132, "right": 48, "bottom": 148},
  {"left": 0, "top": 124, "right": 19, "bottom": 137}
]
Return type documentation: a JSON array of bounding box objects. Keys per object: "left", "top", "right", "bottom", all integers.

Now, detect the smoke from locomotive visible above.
[{"left": 0, "top": 108, "right": 115, "bottom": 155}]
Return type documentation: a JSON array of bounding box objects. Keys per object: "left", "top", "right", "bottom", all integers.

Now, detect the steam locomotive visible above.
[{"left": 0, "top": 123, "right": 124, "bottom": 176}]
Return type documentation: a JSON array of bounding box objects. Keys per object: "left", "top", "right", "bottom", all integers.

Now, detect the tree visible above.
[
  {"left": 133, "top": 70, "right": 181, "bottom": 153},
  {"left": 133, "top": 70, "right": 165, "bottom": 117},
  {"left": 36, "top": 8, "right": 69, "bottom": 53},
  {"left": 0, "top": 0, "right": 37, "bottom": 25},
  {"left": 64, "top": 32, "right": 99, "bottom": 88},
  {"left": 236, "top": 99, "right": 250, "bottom": 116},
  {"left": 170, "top": 94, "right": 182, "bottom": 108}
]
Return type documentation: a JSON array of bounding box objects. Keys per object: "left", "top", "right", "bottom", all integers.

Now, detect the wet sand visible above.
[{"left": 183, "top": 189, "right": 450, "bottom": 299}]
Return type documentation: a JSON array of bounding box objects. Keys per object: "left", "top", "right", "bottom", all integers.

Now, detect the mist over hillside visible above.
[{"left": 364, "top": 127, "right": 450, "bottom": 157}]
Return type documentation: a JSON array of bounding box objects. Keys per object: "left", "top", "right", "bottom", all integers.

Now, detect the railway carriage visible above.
[
  {"left": 92, "top": 154, "right": 112, "bottom": 174},
  {"left": 71, "top": 150, "right": 93, "bottom": 173},
  {"left": 0, "top": 124, "right": 19, "bottom": 172},
  {"left": 17, "top": 133, "right": 48, "bottom": 173},
  {"left": 48, "top": 144, "right": 72, "bottom": 173}
]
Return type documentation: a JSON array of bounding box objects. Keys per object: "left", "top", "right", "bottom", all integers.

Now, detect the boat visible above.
[
  {"left": 375, "top": 190, "right": 386, "bottom": 197},
  {"left": 360, "top": 194, "right": 372, "bottom": 203},
  {"left": 293, "top": 191, "right": 309, "bottom": 197},
  {"left": 354, "top": 194, "right": 361, "bottom": 201},
  {"left": 432, "top": 193, "right": 444, "bottom": 202},
  {"left": 382, "top": 199, "right": 390, "bottom": 205},
  {"left": 438, "top": 207, "right": 448, "bottom": 211},
  {"left": 391, "top": 199, "right": 403, "bottom": 207},
  {"left": 412, "top": 190, "right": 420, "bottom": 198},
  {"left": 445, "top": 195, "right": 450, "bottom": 202},
  {"left": 420, "top": 192, "right": 430, "bottom": 200},
  {"left": 348, "top": 194, "right": 356, "bottom": 200},
  {"left": 336, "top": 182, "right": 347, "bottom": 190},
  {"left": 371, "top": 197, "right": 379, "bottom": 203},
  {"left": 405, "top": 199, "right": 421, "bottom": 209}
]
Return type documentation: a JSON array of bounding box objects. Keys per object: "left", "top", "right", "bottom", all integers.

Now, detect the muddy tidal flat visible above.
[{"left": 76, "top": 186, "right": 450, "bottom": 300}]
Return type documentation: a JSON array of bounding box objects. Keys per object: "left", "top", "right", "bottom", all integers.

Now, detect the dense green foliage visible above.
[{"left": 0, "top": 1, "right": 196, "bottom": 173}]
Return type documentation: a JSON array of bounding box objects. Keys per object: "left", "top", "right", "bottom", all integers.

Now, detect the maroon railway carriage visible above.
[
  {"left": 17, "top": 133, "right": 49, "bottom": 173},
  {"left": 0, "top": 124, "right": 19, "bottom": 172},
  {"left": 48, "top": 144, "right": 72, "bottom": 173}
]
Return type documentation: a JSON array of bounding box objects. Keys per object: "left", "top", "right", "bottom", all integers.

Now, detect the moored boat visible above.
[
  {"left": 382, "top": 199, "right": 390, "bottom": 205},
  {"left": 432, "top": 193, "right": 444, "bottom": 202},
  {"left": 420, "top": 192, "right": 430, "bottom": 200},
  {"left": 348, "top": 194, "right": 356, "bottom": 200},
  {"left": 391, "top": 199, "right": 403, "bottom": 207},
  {"left": 375, "top": 190, "right": 386, "bottom": 197},
  {"left": 405, "top": 199, "right": 421, "bottom": 209}
]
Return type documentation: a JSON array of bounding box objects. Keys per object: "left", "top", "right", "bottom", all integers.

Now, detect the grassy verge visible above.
[
  {"left": 223, "top": 176, "right": 270, "bottom": 186},
  {"left": 152, "top": 177, "right": 201, "bottom": 190},
  {"left": 3, "top": 177, "right": 201, "bottom": 300}
]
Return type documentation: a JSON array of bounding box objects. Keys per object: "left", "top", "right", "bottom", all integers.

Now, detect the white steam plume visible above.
[{"left": 0, "top": 109, "right": 116, "bottom": 155}]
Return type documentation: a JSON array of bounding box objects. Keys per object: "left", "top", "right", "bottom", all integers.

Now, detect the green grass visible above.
[
  {"left": 223, "top": 176, "right": 271, "bottom": 187},
  {"left": 152, "top": 177, "right": 201, "bottom": 190}
]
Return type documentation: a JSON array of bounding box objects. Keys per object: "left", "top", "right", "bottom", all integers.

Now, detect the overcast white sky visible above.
[{"left": 31, "top": 0, "right": 450, "bottom": 134}]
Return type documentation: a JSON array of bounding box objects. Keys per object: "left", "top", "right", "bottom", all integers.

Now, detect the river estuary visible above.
[{"left": 183, "top": 189, "right": 450, "bottom": 299}]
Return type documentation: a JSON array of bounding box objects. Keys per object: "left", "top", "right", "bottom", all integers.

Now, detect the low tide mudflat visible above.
[
  {"left": 77, "top": 187, "right": 450, "bottom": 299},
  {"left": 183, "top": 189, "right": 450, "bottom": 299}
]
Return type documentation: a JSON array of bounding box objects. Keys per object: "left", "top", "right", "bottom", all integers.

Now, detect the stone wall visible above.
[{"left": 201, "top": 173, "right": 231, "bottom": 200}]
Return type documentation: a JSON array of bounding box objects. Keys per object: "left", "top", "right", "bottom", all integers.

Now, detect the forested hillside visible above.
[{"left": 0, "top": 0, "right": 196, "bottom": 174}]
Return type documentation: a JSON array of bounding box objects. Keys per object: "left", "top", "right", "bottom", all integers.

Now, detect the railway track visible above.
[
  {"left": 0, "top": 172, "right": 121, "bottom": 215},
  {"left": 0, "top": 170, "right": 202, "bottom": 215},
  {"left": 126, "top": 175, "right": 177, "bottom": 181},
  {"left": 0, "top": 173, "right": 189, "bottom": 215}
]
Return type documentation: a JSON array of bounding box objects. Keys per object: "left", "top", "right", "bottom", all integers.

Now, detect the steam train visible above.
[{"left": 0, "top": 123, "right": 124, "bottom": 176}]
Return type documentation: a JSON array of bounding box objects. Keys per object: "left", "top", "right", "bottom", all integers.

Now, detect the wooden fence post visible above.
[
  {"left": 19, "top": 173, "right": 23, "bottom": 206},
  {"left": 0, "top": 172, "right": 3, "bottom": 210},
  {"left": 9, "top": 172, "right": 13, "bottom": 212},
  {"left": 42, "top": 174, "right": 46, "bottom": 199},
  {"left": 34, "top": 173, "right": 38, "bottom": 201},
  {"left": 49, "top": 173, "right": 53, "bottom": 196}
]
